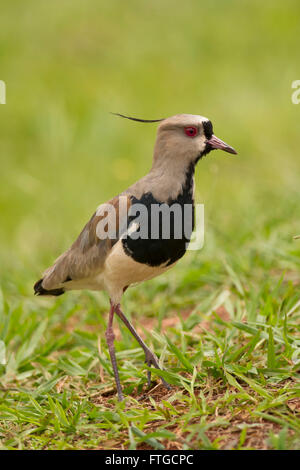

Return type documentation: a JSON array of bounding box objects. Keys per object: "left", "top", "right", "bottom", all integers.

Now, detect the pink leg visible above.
[
  {"left": 105, "top": 302, "right": 124, "bottom": 401},
  {"left": 115, "top": 304, "right": 171, "bottom": 390}
]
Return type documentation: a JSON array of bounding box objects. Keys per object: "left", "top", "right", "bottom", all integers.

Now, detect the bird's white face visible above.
[{"left": 155, "top": 114, "right": 237, "bottom": 165}]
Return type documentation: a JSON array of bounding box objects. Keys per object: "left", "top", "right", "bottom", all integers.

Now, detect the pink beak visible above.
[{"left": 207, "top": 135, "right": 237, "bottom": 155}]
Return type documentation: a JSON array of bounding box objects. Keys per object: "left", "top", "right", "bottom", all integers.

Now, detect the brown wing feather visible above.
[{"left": 40, "top": 195, "right": 131, "bottom": 291}]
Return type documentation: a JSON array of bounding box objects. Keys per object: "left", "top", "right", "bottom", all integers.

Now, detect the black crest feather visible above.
[{"left": 111, "top": 113, "right": 164, "bottom": 123}]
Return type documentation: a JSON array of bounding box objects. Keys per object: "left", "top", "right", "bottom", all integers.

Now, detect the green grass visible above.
[
  {"left": 0, "top": 259, "right": 300, "bottom": 449},
  {"left": 0, "top": 0, "right": 300, "bottom": 450}
]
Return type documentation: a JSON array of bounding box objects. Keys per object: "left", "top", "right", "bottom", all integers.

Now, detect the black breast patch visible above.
[{"left": 122, "top": 164, "right": 195, "bottom": 267}]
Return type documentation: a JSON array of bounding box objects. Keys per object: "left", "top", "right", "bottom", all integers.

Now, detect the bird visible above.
[{"left": 34, "top": 113, "right": 237, "bottom": 401}]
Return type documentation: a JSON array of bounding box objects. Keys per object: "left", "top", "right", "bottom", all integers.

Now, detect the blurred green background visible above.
[{"left": 0, "top": 0, "right": 299, "bottom": 296}]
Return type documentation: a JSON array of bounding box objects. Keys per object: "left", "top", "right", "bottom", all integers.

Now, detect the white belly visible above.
[{"left": 103, "top": 239, "right": 174, "bottom": 303}]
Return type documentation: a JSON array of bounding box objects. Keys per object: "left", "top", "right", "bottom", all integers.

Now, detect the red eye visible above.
[{"left": 184, "top": 126, "right": 198, "bottom": 137}]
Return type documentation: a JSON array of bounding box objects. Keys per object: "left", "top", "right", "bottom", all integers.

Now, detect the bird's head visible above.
[
  {"left": 112, "top": 113, "right": 237, "bottom": 169},
  {"left": 153, "top": 114, "right": 237, "bottom": 166}
]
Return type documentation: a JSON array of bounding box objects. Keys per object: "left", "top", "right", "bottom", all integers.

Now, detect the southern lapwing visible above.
[{"left": 34, "top": 113, "right": 237, "bottom": 401}]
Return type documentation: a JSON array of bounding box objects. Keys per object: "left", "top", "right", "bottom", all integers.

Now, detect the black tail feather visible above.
[{"left": 34, "top": 278, "right": 65, "bottom": 297}]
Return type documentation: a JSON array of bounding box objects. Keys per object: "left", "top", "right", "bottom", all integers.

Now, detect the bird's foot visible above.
[{"left": 144, "top": 349, "right": 171, "bottom": 390}]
